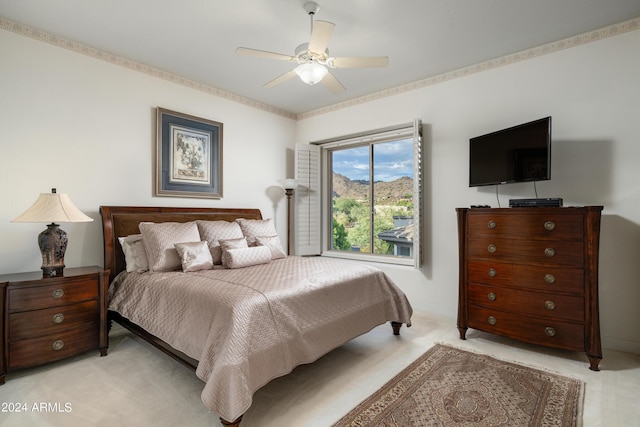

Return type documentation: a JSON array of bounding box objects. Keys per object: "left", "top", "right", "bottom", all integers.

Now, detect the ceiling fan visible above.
[{"left": 235, "top": 1, "right": 389, "bottom": 94}]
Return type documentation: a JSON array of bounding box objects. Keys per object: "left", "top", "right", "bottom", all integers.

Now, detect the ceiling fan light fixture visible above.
[{"left": 295, "top": 62, "right": 328, "bottom": 85}]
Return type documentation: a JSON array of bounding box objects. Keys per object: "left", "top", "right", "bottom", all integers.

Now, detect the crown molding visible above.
[
  {"left": 0, "top": 16, "right": 297, "bottom": 120},
  {"left": 296, "top": 16, "right": 640, "bottom": 120},
  {"left": 2, "top": 15, "right": 638, "bottom": 122}
]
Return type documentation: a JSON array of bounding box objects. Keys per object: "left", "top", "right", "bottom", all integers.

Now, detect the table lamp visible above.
[{"left": 12, "top": 188, "right": 93, "bottom": 277}]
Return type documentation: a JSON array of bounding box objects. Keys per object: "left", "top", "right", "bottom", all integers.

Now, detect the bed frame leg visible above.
[
  {"left": 391, "top": 321, "right": 402, "bottom": 335},
  {"left": 220, "top": 416, "right": 242, "bottom": 427}
]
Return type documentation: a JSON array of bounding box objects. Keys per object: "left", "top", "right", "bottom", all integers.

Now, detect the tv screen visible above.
[{"left": 469, "top": 116, "right": 551, "bottom": 187}]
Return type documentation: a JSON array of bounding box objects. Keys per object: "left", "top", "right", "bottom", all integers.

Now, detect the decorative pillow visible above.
[
  {"left": 255, "top": 235, "right": 287, "bottom": 259},
  {"left": 221, "top": 246, "right": 272, "bottom": 269},
  {"left": 174, "top": 241, "right": 214, "bottom": 272},
  {"left": 218, "top": 236, "right": 249, "bottom": 252},
  {"left": 236, "top": 218, "right": 278, "bottom": 246},
  {"left": 118, "top": 234, "right": 149, "bottom": 273},
  {"left": 196, "top": 220, "right": 244, "bottom": 264},
  {"left": 139, "top": 221, "right": 200, "bottom": 272}
]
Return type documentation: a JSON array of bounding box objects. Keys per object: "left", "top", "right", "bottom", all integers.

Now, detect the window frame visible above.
[{"left": 297, "top": 120, "right": 423, "bottom": 267}]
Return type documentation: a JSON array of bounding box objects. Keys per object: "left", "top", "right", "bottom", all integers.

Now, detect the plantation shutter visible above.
[
  {"left": 294, "top": 143, "right": 321, "bottom": 255},
  {"left": 412, "top": 119, "right": 423, "bottom": 268}
]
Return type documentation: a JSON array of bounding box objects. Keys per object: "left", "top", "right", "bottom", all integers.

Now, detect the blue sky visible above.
[{"left": 332, "top": 139, "right": 414, "bottom": 182}]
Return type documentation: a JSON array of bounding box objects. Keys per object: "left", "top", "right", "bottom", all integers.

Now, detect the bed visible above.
[{"left": 100, "top": 206, "right": 413, "bottom": 427}]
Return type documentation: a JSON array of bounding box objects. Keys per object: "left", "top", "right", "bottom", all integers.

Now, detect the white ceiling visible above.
[{"left": 1, "top": 0, "right": 639, "bottom": 116}]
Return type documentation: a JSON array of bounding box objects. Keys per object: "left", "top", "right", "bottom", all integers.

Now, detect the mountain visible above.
[{"left": 332, "top": 173, "right": 413, "bottom": 205}]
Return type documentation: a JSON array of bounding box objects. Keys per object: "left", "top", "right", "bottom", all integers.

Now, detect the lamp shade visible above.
[
  {"left": 295, "top": 62, "right": 328, "bottom": 85},
  {"left": 12, "top": 189, "right": 93, "bottom": 223},
  {"left": 278, "top": 178, "right": 299, "bottom": 190}
]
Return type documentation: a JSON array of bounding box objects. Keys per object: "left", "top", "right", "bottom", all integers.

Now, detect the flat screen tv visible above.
[{"left": 469, "top": 116, "right": 552, "bottom": 187}]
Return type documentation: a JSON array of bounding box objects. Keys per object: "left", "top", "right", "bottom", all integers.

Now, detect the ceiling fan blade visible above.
[
  {"left": 264, "top": 69, "right": 298, "bottom": 88},
  {"left": 322, "top": 71, "right": 346, "bottom": 94},
  {"left": 235, "top": 47, "right": 295, "bottom": 62},
  {"left": 330, "top": 56, "right": 389, "bottom": 68},
  {"left": 308, "top": 20, "right": 335, "bottom": 55}
]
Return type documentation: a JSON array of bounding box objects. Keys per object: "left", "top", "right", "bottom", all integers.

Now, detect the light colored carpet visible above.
[
  {"left": 0, "top": 311, "right": 638, "bottom": 426},
  {"left": 333, "top": 344, "right": 583, "bottom": 426}
]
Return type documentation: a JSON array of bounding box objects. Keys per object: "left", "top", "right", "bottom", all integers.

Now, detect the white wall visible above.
[
  {"left": 0, "top": 29, "right": 296, "bottom": 275},
  {"left": 296, "top": 29, "right": 640, "bottom": 354}
]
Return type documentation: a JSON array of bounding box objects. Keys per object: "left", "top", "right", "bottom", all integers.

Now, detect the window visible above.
[{"left": 295, "top": 121, "right": 423, "bottom": 267}]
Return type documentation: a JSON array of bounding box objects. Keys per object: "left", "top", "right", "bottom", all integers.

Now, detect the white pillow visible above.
[
  {"left": 196, "top": 220, "right": 244, "bottom": 265},
  {"left": 139, "top": 221, "right": 201, "bottom": 272},
  {"left": 174, "top": 241, "right": 214, "bottom": 272},
  {"left": 236, "top": 218, "right": 278, "bottom": 246},
  {"left": 118, "top": 234, "right": 149, "bottom": 273},
  {"left": 221, "top": 246, "right": 272, "bottom": 269},
  {"left": 255, "top": 235, "right": 287, "bottom": 259}
]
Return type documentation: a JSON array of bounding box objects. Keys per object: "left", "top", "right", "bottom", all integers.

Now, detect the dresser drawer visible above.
[
  {"left": 467, "top": 237, "right": 584, "bottom": 267},
  {"left": 9, "top": 300, "right": 99, "bottom": 341},
  {"left": 467, "top": 212, "right": 583, "bottom": 240},
  {"left": 8, "top": 278, "right": 98, "bottom": 312},
  {"left": 8, "top": 324, "right": 98, "bottom": 370},
  {"left": 467, "top": 306, "right": 585, "bottom": 351},
  {"left": 467, "top": 261, "right": 585, "bottom": 294},
  {"left": 468, "top": 283, "right": 584, "bottom": 322}
]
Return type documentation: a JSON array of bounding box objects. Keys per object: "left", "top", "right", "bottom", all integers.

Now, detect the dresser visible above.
[
  {"left": 0, "top": 266, "right": 109, "bottom": 383},
  {"left": 456, "top": 206, "right": 603, "bottom": 370}
]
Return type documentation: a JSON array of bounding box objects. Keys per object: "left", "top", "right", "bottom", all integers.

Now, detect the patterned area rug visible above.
[{"left": 333, "top": 344, "right": 583, "bottom": 427}]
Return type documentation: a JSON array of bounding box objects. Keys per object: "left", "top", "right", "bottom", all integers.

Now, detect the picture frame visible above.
[{"left": 155, "top": 108, "right": 223, "bottom": 199}]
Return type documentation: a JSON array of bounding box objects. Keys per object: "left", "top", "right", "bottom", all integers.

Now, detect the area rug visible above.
[{"left": 333, "top": 344, "right": 583, "bottom": 427}]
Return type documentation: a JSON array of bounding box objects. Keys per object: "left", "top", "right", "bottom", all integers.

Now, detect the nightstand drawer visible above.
[
  {"left": 8, "top": 324, "right": 98, "bottom": 370},
  {"left": 9, "top": 278, "right": 98, "bottom": 312},
  {"left": 9, "top": 300, "right": 99, "bottom": 341}
]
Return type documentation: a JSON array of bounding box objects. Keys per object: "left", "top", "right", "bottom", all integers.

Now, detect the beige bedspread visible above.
[{"left": 108, "top": 256, "right": 413, "bottom": 422}]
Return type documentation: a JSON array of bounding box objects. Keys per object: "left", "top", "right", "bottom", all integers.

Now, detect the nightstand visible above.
[{"left": 0, "top": 266, "right": 109, "bottom": 384}]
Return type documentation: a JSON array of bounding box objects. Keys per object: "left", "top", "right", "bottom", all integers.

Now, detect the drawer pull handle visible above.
[
  {"left": 544, "top": 274, "right": 556, "bottom": 284},
  {"left": 487, "top": 220, "right": 497, "bottom": 229},
  {"left": 487, "top": 244, "right": 497, "bottom": 253},
  {"left": 544, "top": 327, "right": 556, "bottom": 337},
  {"left": 52, "top": 340, "right": 64, "bottom": 351},
  {"left": 544, "top": 221, "right": 556, "bottom": 231},
  {"left": 487, "top": 316, "right": 497, "bottom": 325},
  {"left": 544, "top": 247, "right": 556, "bottom": 257},
  {"left": 51, "top": 288, "right": 64, "bottom": 299},
  {"left": 545, "top": 300, "right": 556, "bottom": 310},
  {"left": 52, "top": 313, "right": 65, "bottom": 324},
  {"left": 487, "top": 292, "right": 497, "bottom": 301},
  {"left": 488, "top": 268, "right": 497, "bottom": 277}
]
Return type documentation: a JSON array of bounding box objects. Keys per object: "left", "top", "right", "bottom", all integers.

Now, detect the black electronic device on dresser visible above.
[
  {"left": 456, "top": 206, "right": 603, "bottom": 370},
  {"left": 0, "top": 266, "right": 110, "bottom": 384}
]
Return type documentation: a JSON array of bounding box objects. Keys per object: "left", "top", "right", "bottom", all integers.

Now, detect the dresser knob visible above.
[
  {"left": 52, "top": 313, "right": 65, "bottom": 324},
  {"left": 488, "top": 268, "right": 497, "bottom": 277},
  {"left": 487, "top": 292, "right": 497, "bottom": 301},
  {"left": 544, "top": 327, "right": 556, "bottom": 337},
  {"left": 545, "top": 300, "right": 556, "bottom": 310},
  {"left": 544, "top": 221, "right": 556, "bottom": 231},
  {"left": 52, "top": 340, "right": 65, "bottom": 351},
  {"left": 544, "top": 274, "right": 556, "bottom": 284},
  {"left": 487, "top": 220, "right": 497, "bottom": 229},
  {"left": 487, "top": 316, "right": 497, "bottom": 325},
  {"left": 487, "top": 244, "right": 497, "bottom": 253},
  {"left": 51, "top": 288, "right": 64, "bottom": 299},
  {"left": 544, "top": 247, "right": 556, "bottom": 257}
]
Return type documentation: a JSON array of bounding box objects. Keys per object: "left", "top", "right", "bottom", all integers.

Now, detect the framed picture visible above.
[{"left": 155, "top": 108, "right": 223, "bottom": 199}]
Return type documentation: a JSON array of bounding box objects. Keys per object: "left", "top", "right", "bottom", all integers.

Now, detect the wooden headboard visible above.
[{"left": 100, "top": 206, "right": 263, "bottom": 284}]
